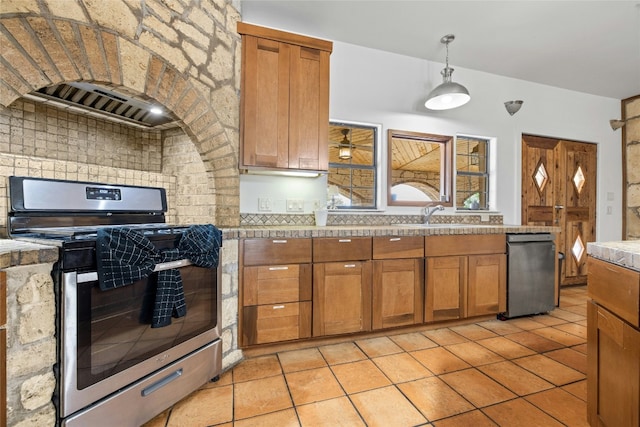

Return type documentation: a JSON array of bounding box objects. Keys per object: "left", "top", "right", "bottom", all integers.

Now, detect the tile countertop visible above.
[
  {"left": 226, "top": 224, "right": 560, "bottom": 239},
  {"left": 587, "top": 240, "right": 640, "bottom": 271},
  {"left": 0, "top": 224, "right": 560, "bottom": 267}
]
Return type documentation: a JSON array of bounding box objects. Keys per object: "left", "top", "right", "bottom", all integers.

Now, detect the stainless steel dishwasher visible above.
[{"left": 501, "top": 233, "right": 556, "bottom": 319}]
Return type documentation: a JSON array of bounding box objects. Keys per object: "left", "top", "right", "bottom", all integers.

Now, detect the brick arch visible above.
[{"left": 0, "top": 16, "right": 239, "bottom": 226}]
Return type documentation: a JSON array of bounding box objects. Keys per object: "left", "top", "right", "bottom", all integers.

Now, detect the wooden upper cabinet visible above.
[{"left": 238, "top": 22, "right": 332, "bottom": 172}]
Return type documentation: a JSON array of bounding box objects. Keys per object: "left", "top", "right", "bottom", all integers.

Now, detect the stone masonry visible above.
[
  {"left": 0, "top": 0, "right": 242, "bottom": 228},
  {"left": 625, "top": 96, "right": 640, "bottom": 239}
]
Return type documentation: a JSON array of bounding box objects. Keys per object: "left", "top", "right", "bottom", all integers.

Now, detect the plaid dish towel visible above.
[{"left": 97, "top": 224, "right": 222, "bottom": 328}]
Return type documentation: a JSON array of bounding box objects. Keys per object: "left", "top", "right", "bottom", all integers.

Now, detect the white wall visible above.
[{"left": 238, "top": 25, "right": 623, "bottom": 242}]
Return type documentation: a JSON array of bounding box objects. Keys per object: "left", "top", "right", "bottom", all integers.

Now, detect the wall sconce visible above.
[
  {"left": 504, "top": 100, "right": 523, "bottom": 116},
  {"left": 610, "top": 114, "right": 640, "bottom": 130}
]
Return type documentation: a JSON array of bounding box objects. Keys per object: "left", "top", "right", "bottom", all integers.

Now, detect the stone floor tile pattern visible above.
[{"left": 144, "top": 286, "right": 590, "bottom": 426}]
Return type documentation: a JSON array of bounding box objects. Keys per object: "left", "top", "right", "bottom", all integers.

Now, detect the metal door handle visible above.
[{"left": 554, "top": 205, "right": 564, "bottom": 209}]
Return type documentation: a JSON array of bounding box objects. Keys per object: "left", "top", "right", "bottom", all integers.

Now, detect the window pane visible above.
[
  {"left": 328, "top": 121, "right": 377, "bottom": 209},
  {"left": 456, "top": 175, "right": 488, "bottom": 209},
  {"left": 456, "top": 136, "right": 490, "bottom": 210},
  {"left": 456, "top": 137, "right": 487, "bottom": 173},
  {"left": 388, "top": 129, "right": 453, "bottom": 206}
]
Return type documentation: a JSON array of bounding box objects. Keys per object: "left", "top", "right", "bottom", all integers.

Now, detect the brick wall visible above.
[{"left": 0, "top": 0, "right": 242, "bottom": 227}]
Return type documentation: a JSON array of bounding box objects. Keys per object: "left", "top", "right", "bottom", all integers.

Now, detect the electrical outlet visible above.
[
  {"left": 258, "top": 197, "right": 272, "bottom": 212},
  {"left": 286, "top": 199, "right": 304, "bottom": 212}
]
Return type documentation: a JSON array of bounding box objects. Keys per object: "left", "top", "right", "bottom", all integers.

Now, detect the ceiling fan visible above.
[{"left": 329, "top": 128, "right": 374, "bottom": 160}]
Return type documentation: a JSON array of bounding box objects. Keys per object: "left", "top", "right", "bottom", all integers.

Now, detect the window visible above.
[
  {"left": 387, "top": 129, "right": 453, "bottom": 207},
  {"left": 328, "top": 121, "right": 379, "bottom": 209},
  {"left": 456, "top": 136, "right": 490, "bottom": 210}
]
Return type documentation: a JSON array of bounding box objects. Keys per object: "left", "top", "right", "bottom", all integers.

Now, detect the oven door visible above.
[{"left": 59, "top": 259, "right": 221, "bottom": 418}]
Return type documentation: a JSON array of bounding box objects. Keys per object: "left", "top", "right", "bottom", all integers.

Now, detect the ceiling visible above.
[{"left": 241, "top": 1, "right": 640, "bottom": 100}]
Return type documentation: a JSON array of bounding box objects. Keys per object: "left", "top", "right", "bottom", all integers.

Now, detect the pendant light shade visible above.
[{"left": 425, "top": 35, "right": 470, "bottom": 110}]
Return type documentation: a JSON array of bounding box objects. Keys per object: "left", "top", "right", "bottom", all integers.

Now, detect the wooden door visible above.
[
  {"left": 467, "top": 254, "right": 506, "bottom": 317},
  {"left": 372, "top": 259, "right": 424, "bottom": 329},
  {"left": 425, "top": 256, "right": 466, "bottom": 322},
  {"left": 556, "top": 140, "right": 597, "bottom": 284},
  {"left": 313, "top": 261, "right": 372, "bottom": 336},
  {"left": 522, "top": 135, "right": 597, "bottom": 285}
]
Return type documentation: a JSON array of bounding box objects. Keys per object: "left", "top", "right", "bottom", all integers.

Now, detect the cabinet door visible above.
[
  {"left": 373, "top": 259, "right": 424, "bottom": 329},
  {"left": 313, "top": 261, "right": 372, "bottom": 336},
  {"left": 425, "top": 256, "right": 466, "bottom": 322},
  {"left": 288, "top": 45, "right": 329, "bottom": 170},
  {"left": 240, "top": 35, "right": 290, "bottom": 168},
  {"left": 467, "top": 254, "right": 506, "bottom": 317},
  {"left": 587, "top": 301, "right": 640, "bottom": 427}
]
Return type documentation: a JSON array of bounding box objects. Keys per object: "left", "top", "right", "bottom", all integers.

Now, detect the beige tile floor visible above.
[{"left": 144, "top": 286, "right": 589, "bottom": 427}]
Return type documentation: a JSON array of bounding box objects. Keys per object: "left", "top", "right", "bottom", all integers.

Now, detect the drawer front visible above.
[
  {"left": 373, "top": 236, "right": 424, "bottom": 259},
  {"left": 243, "top": 238, "right": 312, "bottom": 265},
  {"left": 588, "top": 257, "right": 639, "bottom": 327},
  {"left": 425, "top": 234, "right": 505, "bottom": 257},
  {"left": 313, "top": 237, "right": 372, "bottom": 262},
  {"left": 243, "top": 264, "right": 312, "bottom": 305},
  {"left": 243, "top": 302, "right": 312, "bottom": 345}
]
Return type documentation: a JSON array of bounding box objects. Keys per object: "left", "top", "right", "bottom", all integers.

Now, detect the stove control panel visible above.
[{"left": 86, "top": 187, "right": 121, "bottom": 201}]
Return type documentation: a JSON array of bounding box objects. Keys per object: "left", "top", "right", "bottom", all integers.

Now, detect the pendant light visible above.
[{"left": 425, "top": 34, "right": 470, "bottom": 110}]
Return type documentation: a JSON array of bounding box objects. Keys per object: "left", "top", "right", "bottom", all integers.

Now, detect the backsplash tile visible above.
[{"left": 240, "top": 212, "right": 504, "bottom": 227}]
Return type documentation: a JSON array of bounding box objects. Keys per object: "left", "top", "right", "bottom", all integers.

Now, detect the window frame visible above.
[
  {"left": 327, "top": 120, "right": 381, "bottom": 210},
  {"left": 387, "top": 129, "right": 454, "bottom": 207},
  {"left": 455, "top": 135, "right": 490, "bottom": 210}
]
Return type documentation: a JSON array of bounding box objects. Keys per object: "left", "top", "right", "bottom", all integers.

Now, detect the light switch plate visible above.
[
  {"left": 258, "top": 197, "right": 272, "bottom": 212},
  {"left": 286, "top": 199, "right": 304, "bottom": 212}
]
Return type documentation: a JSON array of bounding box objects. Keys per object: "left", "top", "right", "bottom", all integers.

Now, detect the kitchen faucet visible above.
[{"left": 423, "top": 204, "right": 445, "bottom": 224}]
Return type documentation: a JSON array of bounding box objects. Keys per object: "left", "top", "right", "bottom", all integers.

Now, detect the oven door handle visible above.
[{"left": 76, "top": 259, "right": 194, "bottom": 284}]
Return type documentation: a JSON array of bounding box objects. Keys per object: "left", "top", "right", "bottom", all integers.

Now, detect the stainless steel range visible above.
[{"left": 8, "top": 176, "right": 223, "bottom": 427}]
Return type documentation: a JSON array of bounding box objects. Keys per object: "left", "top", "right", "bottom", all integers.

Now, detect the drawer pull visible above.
[
  {"left": 268, "top": 266, "right": 289, "bottom": 271},
  {"left": 273, "top": 305, "right": 285, "bottom": 309},
  {"left": 273, "top": 240, "right": 287, "bottom": 244},
  {"left": 338, "top": 239, "right": 352, "bottom": 243},
  {"left": 344, "top": 264, "right": 356, "bottom": 268},
  {"left": 389, "top": 238, "right": 401, "bottom": 242}
]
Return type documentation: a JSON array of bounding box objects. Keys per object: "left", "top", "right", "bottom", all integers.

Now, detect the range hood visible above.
[{"left": 23, "top": 82, "right": 179, "bottom": 129}]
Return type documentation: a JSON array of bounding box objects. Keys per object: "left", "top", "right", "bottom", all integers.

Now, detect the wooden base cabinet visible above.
[
  {"left": 467, "top": 254, "right": 507, "bottom": 317},
  {"left": 1, "top": 271, "right": 6, "bottom": 427},
  {"left": 587, "top": 256, "right": 640, "bottom": 427},
  {"left": 313, "top": 237, "right": 372, "bottom": 337},
  {"left": 587, "top": 301, "right": 639, "bottom": 427},
  {"left": 425, "top": 256, "right": 466, "bottom": 322},
  {"left": 425, "top": 235, "right": 506, "bottom": 322},
  {"left": 372, "top": 236, "right": 424, "bottom": 329},
  {"left": 313, "top": 261, "right": 372, "bottom": 336},
  {"left": 240, "top": 239, "right": 312, "bottom": 346}
]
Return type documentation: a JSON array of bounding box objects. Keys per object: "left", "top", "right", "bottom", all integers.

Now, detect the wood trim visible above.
[
  {"left": 237, "top": 22, "right": 333, "bottom": 53},
  {"left": 0, "top": 271, "right": 5, "bottom": 326}
]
